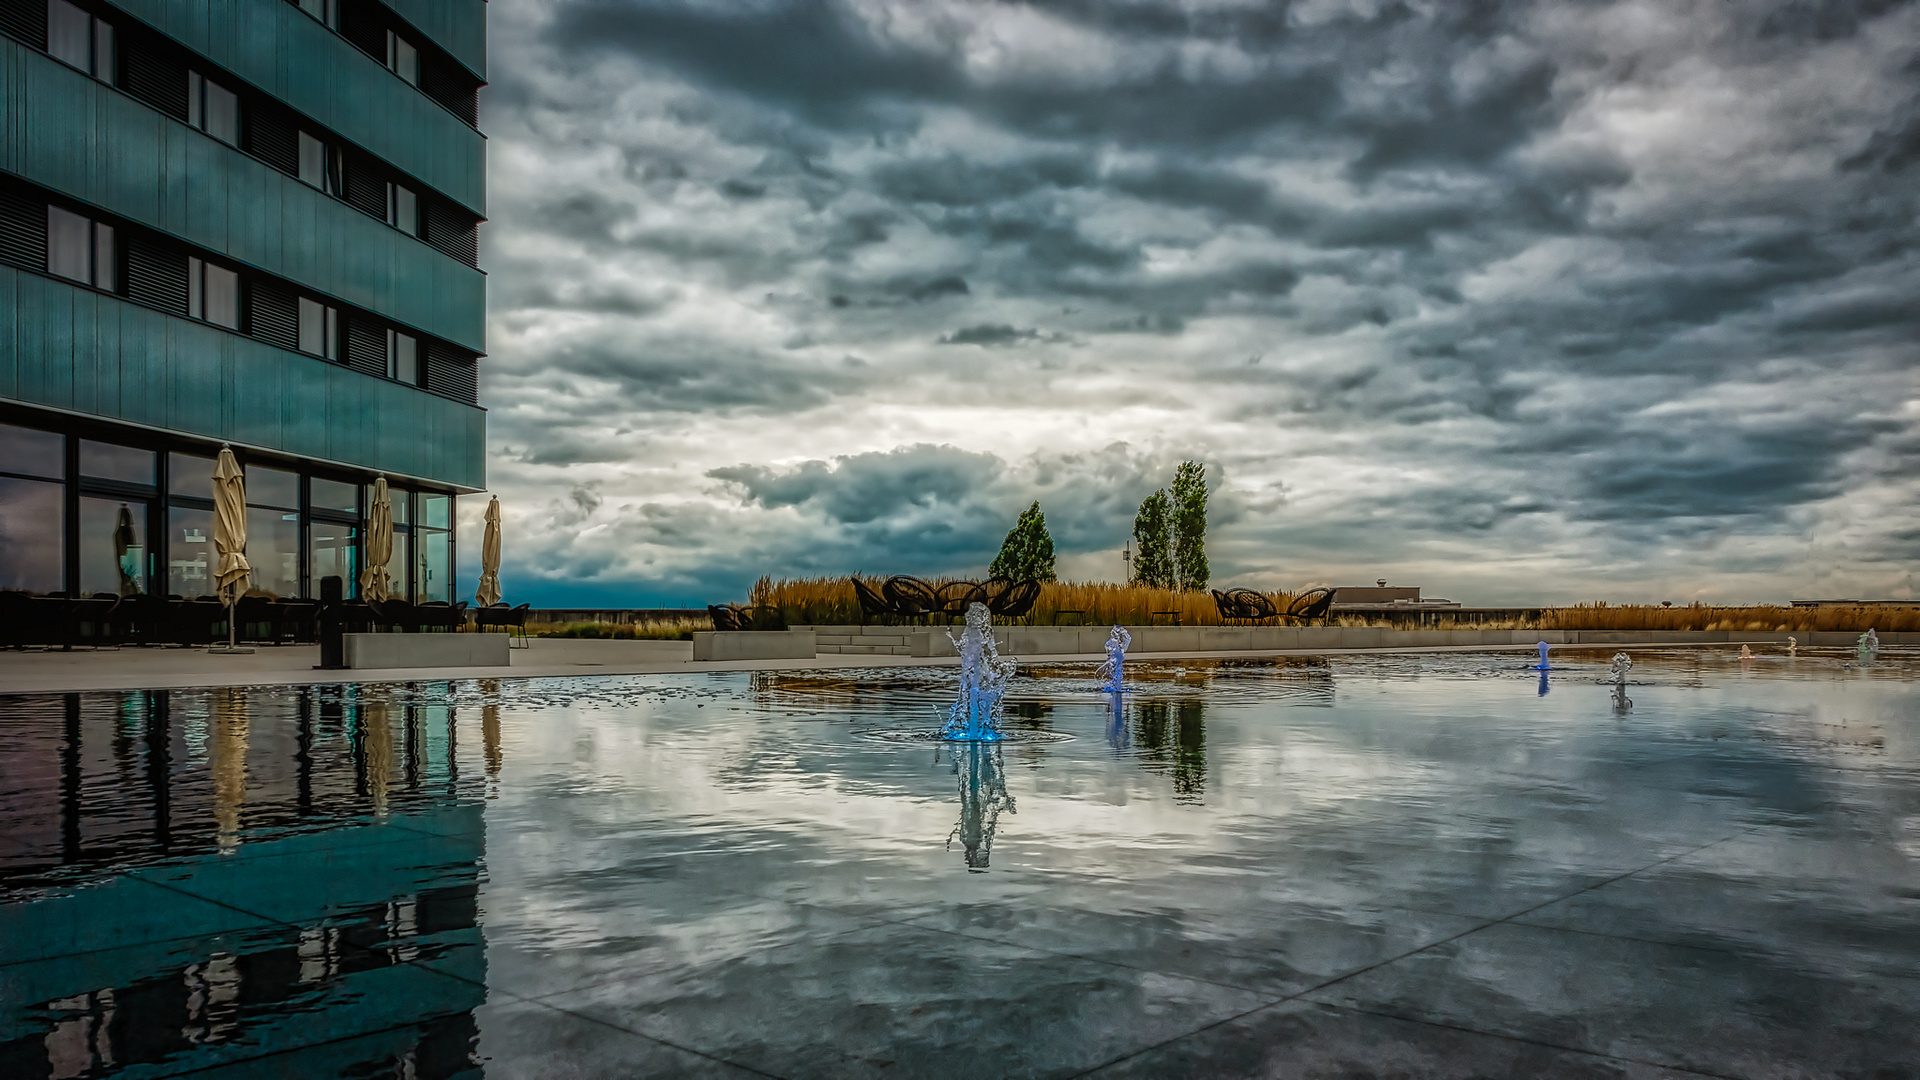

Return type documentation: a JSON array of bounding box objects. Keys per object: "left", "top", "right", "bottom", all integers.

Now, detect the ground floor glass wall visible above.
[{"left": 0, "top": 416, "right": 458, "bottom": 603}]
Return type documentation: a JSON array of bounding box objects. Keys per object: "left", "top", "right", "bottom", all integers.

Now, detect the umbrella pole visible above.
[{"left": 209, "top": 596, "right": 254, "bottom": 655}]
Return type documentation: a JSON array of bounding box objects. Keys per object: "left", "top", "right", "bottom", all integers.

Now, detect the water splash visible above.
[
  {"left": 944, "top": 602, "right": 1016, "bottom": 742},
  {"left": 1609, "top": 652, "right": 1633, "bottom": 710},
  {"left": 1788, "top": 636, "right": 1798, "bottom": 657},
  {"left": 1532, "top": 641, "right": 1553, "bottom": 670},
  {"left": 1858, "top": 629, "right": 1880, "bottom": 664},
  {"left": 1739, "top": 645, "right": 1754, "bottom": 661},
  {"left": 1096, "top": 625, "right": 1131, "bottom": 692}
]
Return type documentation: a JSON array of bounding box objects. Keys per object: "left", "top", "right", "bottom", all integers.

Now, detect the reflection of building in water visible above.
[
  {"left": 1133, "top": 700, "right": 1207, "bottom": 802},
  {"left": 944, "top": 742, "right": 1015, "bottom": 871},
  {"left": 0, "top": 686, "right": 491, "bottom": 1078}
]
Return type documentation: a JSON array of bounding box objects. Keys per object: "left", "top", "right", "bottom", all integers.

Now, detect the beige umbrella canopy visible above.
[
  {"left": 361, "top": 476, "right": 394, "bottom": 603},
  {"left": 476, "top": 495, "right": 502, "bottom": 607},
  {"left": 212, "top": 448, "right": 251, "bottom": 606},
  {"left": 209, "top": 447, "right": 253, "bottom": 654}
]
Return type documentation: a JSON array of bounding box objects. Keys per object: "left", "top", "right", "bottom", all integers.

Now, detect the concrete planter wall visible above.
[
  {"left": 692, "top": 630, "right": 817, "bottom": 662},
  {"left": 343, "top": 633, "right": 508, "bottom": 669}
]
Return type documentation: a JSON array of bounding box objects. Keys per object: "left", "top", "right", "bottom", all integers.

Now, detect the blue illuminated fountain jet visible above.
[
  {"left": 945, "top": 603, "right": 1016, "bottom": 741},
  {"left": 1096, "top": 625, "right": 1131, "bottom": 693}
]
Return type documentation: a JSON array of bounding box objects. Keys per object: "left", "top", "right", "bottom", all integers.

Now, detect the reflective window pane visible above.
[
  {"left": 385, "top": 530, "right": 409, "bottom": 602},
  {"left": 47, "top": 0, "right": 90, "bottom": 70},
  {"left": 0, "top": 477, "right": 65, "bottom": 594},
  {"left": 0, "top": 424, "right": 64, "bottom": 480},
  {"left": 47, "top": 206, "right": 90, "bottom": 283},
  {"left": 247, "top": 466, "right": 298, "bottom": 510},
  {"left": 310, "top": 477, "right": 357, "bottom": 514},
  {"left": 308, "top": 522, "right": 358, "bottom": 598},
  {"left": 167, "top": 504, "right": 213, "bottom": 598},
  {"left": 298, "top": 132, "right": 326, "bottom": 189},
  {"left": 414, "top": 528, "right": 449, "bottom": 603},
  {"left": 93, "top": 222, "right": 114, "bottom": 291},
  {"left": 204, "top": 264, "right": 239, "bottom": 328},
  {"left": 167, "top": 452, "right": 215, "bottom": 499},
  {"left": 420, "top": 493, "right": 450, "bottom": 530},
  {"left": 79, "top": 497, "right": 146, "bottom": 597},
  {"left": 79, "top": 440, "right": 154, "bottom": 486},
  {"left": 204, "top": 80, "right": 238, "bottom": 145},
  {"left": 247, "top": 506, "right": 301, "bottom": 599}
]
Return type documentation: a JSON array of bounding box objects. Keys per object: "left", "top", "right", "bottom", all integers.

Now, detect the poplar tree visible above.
[
  {"left": 990, "top": 501, "right": 1057, "bottom": 581},
  {"left": 1170, "top": 460, "right": 1209, "bottom": 592},
  {"left": 1131, "top": 490, "right": 1174, "bottom": 590}
]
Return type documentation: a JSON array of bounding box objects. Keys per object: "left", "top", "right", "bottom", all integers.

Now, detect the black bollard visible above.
[{"left": 317, "top": 575, "right": 346, "bottom": 670}]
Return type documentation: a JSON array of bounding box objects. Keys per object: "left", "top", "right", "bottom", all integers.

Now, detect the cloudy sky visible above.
[{"left": 463, "top": 0, "right": 1920, "bottom": 608}]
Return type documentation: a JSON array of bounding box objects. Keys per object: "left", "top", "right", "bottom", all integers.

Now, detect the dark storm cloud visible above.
[
  {"left": 709, "top": 444, "right": 1003, "bottom": 523},
  {"left": 475, "top": 0, "right": 1920, "bottom": 605}
]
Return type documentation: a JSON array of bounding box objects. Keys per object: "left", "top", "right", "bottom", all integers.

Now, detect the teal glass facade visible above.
[{"left": 0, "top": 0, "right": 484, "bottom": 602}]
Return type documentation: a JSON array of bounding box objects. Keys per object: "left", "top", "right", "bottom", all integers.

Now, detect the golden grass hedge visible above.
[{"left": 742, "top": 577, "right": 1917, "bottom": 633}]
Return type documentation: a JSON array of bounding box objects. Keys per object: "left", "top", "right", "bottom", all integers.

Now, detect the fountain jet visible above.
[{"left": 944, "top": 603, "right": 1016, "bottom": 742}]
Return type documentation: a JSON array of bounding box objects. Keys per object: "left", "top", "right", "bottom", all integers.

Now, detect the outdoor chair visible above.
[
  {"left": 476, "top": 602, "right": 532, "bottom": 648},
  {"left": 274, "top": 599, "right": 321, "bottom": 643},
  {"left": 882, "top": 576, "right": 940, "bottom": 623},
  {"left": 236, "top": 596, "right": 278, "bottom": 643},
  {"left": 1213, "top": 588, "right": 1280, "bottom": 625},
  {"left": 852, "top": 578, "right": 892, "bottom": 624},
  {"left": 1278, "top": 587, "right": 1337, "bottom": 625},
  {"left": 415, "top": 601, "right": 468, "bottom": 632},
  {"left": 366, "top": 598, "right": 419, "bottom": 633},
  {"left": 0, "top": 591, "right": 43, "bottom": 648},
  {"left": 708, "top": 604, "right": 749, "bottom": 631},
  {"left": 935, "top": 580, "right": 987, "bottom": 620},
  {"left": 990, "top": 579, "right": 1041, "bottom": 622}
]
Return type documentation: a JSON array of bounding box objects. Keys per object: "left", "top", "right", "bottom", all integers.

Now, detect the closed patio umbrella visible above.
[
  {"left": 210, "top": 447, "right": 253, "bottom": 654},
  {"left": 361, "top": 476, "right": 394, "bottom": 604},
  {"left": 476, "top": 496, "right": 502, "bottom": 607}
]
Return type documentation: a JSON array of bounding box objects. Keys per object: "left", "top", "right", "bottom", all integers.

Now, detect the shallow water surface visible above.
[{"left": 1, "top": 649, "right": 1916, "bottom": 1078}]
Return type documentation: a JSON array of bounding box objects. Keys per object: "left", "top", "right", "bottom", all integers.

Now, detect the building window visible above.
[
  {"left": 298, "top": 297, "right": 339, "bottom": 359},
  {"left": 187, "top": 256, "right": 240, "bottom": 329},
  {"left": 386, "top": 30, "right": 419, "bottom": 86},
  {"left": 186, "top": 71, "right": 240, "bottom": 146},
  {"left": 79, "top": 496, "right": 146, "bottom": 597},
  {"left": 296, "top": 0, "right": 338, "bottom": 30},
  {"left": 307, "top": 521, "right": 358, "bottom": 599},
  {"left": 297, "top": 132, "right": 340, "bottom": 194},
  {"left": 46, "top": 206, "right": 115, "bottom": 290},
  {"left": 388, "top": 329, "right": 418, "bottom": 385},
  {"left": 245, "top": 464, "right": 301, "bottom": 599},
  {"left": 47, "top": 0, "right": 112, "bottom": 83},
  {"left": 387, "top": 183, "right": 418, "bottom": 236},
  {"left": 0, "top": 422, "right": 66, "bottom": 596}
]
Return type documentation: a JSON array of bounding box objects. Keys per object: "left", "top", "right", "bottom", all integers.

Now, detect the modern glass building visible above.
[{"left": 0, "top": 0, "right": 484, "bottom": 604}]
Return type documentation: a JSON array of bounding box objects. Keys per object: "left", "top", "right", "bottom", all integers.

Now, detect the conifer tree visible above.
[
  {"left": 989, "top": 501, "right": 1057, "bottom": 581},
  {"left": 1131, "top": 490, "right": 1174, "bottom": 590},
  {"left": 1170, "top": 460, "right": 1209, "bottom": 592}
]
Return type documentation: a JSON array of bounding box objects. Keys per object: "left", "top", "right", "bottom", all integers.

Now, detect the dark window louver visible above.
[
  {"left": 425, "top": 341, "right": 478, "bottom": 405},
  {"left": 119, "top": 35, "right": 189, "bottom": 121},
  {"left": 344, "top": 316, "right": 386, "bottom": 377},
  {"left": 420, "top": 58, "right": 478, "bottom": 128},
  {"left": 0, "top": 0, "right": 47, "bottom": 51},
  {"left": 344, "top": 150, "right": 388, "bottom": 219},
  {"left": 424, "top": 203, "right": 478, "bottom": 267},
  {"left": 246, "top": 100, "right": 300, "bottom": 177},
  {"left": 338, "top": 2, "right": 385, "bottom": 64},
  {"left": 249, "top": 279, "right": 298, "bottom": 351},
  {"left": 0, "top": 179, "right": 46, "bottom": 272},
  {"left": 125, "top": 235, "right": 188, "bottom": 315}
]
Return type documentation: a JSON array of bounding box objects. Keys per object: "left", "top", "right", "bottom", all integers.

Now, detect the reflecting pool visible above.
[{"left": 1, "top": 649, "right": 1917, "bottom": 1077}]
